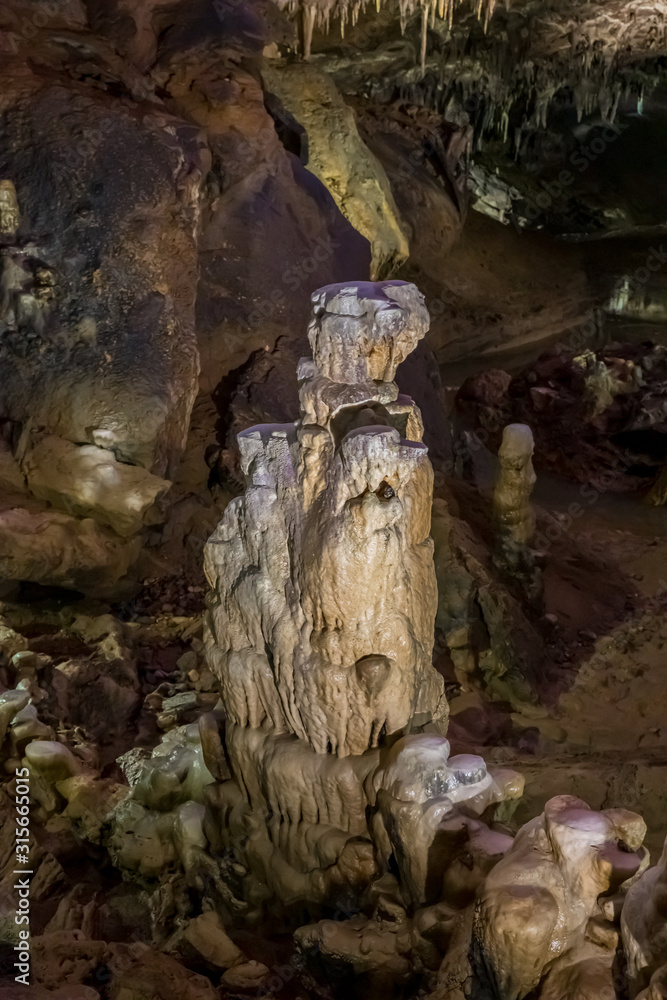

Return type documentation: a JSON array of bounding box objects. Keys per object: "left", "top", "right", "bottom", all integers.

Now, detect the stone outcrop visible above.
[
  {"left": 0, "top": 97, "right": 203, "bottom": 479},
  {"left": 22, "top": 436, "right": 171, "bottom": 538},
  {"left": 261, "top": 63, "right": 409, "bottom": 279},
  {"left": 0, "top": 34, "right": 207, "bottom": 593}
]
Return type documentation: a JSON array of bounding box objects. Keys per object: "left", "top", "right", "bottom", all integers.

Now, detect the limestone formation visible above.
[
  {"left": 637, "top": 966, "right": 667, "bottom": 1000},
  {"left": 472, "top": 795, "right": 647, "bottom": 1000},
  {"left": 276, "top": 0, "right": 505, "bottom": 67},
  {"left": 0, "top": 180, "right": 20, "bottom": 237},
  {"left": 0, "top": 90, "right": 204, "bottom": 480},
  {"left": 0, "top": 507, "right": 141, "bottom": 596},
  {"left": 647, "top": 463, "right": 667, "bottom": 507},
  {"left": 261, "top": 63, "right": 409, "bottom": 279},
  {"left": 622, "top": 835, "right": 667, "bottom": 998},
  {"left": 108, "top": 724, "right": 217, "bottom": 877},
  {"left": 203, "top": 280, "right": 523, "bottom": 909},
  {"left": 205, "top": 280, "right": 445, "bottom": 760},
  {"left": 22, "top": 436, "right": 171, "bottom": 538},
  {"left": 166, "top": 910, "right": 245, "bottom": 972},
  {"left": 493, "top": 423, "right": 541, "bottom": 602},
  {"left": 372, "top": 735, "right": 523, "bottom": 906},
  {"left": 493, "top": 424, "right": 536, "bottom": 549},
  {"left": 0, "top": 3, "right": 665, "bottom": 999},
  {"left": 462, "top": 345, "right": 667, "bottom": 495}
]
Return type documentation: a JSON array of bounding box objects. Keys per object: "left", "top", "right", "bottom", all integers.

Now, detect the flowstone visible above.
[{"left": 204, "top": 282, "right": 521, "bottom": 909}]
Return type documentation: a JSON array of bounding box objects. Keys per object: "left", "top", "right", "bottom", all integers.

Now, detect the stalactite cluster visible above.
[
  {"left": 282, "top": 0, "right": 667, "bottom": 140},
  {"left": 275, "top": 0, "right": 508, "bottom": 61}
]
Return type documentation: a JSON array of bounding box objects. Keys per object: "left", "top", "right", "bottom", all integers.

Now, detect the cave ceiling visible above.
[
  {"left": 0, "top": 0, "right": 665, "bottom": 237},
  {"left": 274, "top": 0, "right": 667, "bottom": 236}
]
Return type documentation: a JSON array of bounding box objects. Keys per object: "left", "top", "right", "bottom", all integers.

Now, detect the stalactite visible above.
[
  {"left": 501, "top": 108, "right": 509, "bottom": 143},
  {"left": 303, "top": 3, "right": 316, "bottom": 59},
  {"left": 275, "top": 0, "right": 664, "bottom": 150},
  {"left": 399, "top": 0, "right": 409, "bottom": 35},
  {"left": 275, "top": 0, "right": 508, "bottom": 39},
  {"left": 421, "top": 4, "right": 428, "bottom": 75}
]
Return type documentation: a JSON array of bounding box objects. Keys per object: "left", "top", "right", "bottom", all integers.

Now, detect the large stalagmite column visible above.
[
  {"left": 203, "top": 281, "right": 518, "bottom": 908},
  {"left": 204, "top": 280, "right": 447, "bottom": 758}
]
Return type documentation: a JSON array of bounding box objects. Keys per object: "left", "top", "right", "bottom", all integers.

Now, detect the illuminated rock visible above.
[
  {"left": 203, "top": 281, "right": 520, "bottom": 908},
  {"left": 0, "top": 179, "right": 20, "bottom": 237}
]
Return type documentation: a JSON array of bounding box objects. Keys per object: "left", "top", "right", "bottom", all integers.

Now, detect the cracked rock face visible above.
[
  {"left": 204, "top": 279, "right": 447, "bottom": 758},
  {"left": 0, "top": 89, "right": 204, "bottom": 478}
]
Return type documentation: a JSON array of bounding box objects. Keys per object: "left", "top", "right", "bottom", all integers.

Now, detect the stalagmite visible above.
[
  {"left": 205, "top": 281, "right": 447, "bottom": 760},
  {"left": 622, "top": 836, "right": 667, "bottom": 998},
  {"left": 473, "top": 796, "right": 647, "bottom": 1000},
  {"left": 494, "top": 424, "right": 536, "bottom": 547},
  {"left": 492, "top": 423, "right": 541, "bottom": 602},
  {"left": 0, "top": 179, "right": 20, "bottom": 237},
  {"left": 203, "top": 281, "right": 520, "bottom": 907}
]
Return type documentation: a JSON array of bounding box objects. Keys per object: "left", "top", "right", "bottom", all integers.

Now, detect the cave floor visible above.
[{"left": 447, "top": 454, "right": 667, "bottom": 860}]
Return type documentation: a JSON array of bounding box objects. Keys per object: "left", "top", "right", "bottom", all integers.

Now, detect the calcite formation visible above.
[
  {"left": 492, "top": 423, "right": 541, "bottom": 602},
  {"left": 0, "top": 180, "right": 20, "bottom": 237},
  {"left": 623, "top": 835, "right": 667, "bottom": 998},
  {"left": 471, "top": 796, "right": 647, "bottom": 1000},
  {"left": 204, "top": 281, "right": 520, "bottom": 906},
  {"left": 493, "top": 424, "right": 536, "bottom": 549},
  {"left": 205, "top": 280, "right": 446, "bottom": 759},
  {"left": 280, "top": 0, "right": 667, "bottom": 137},
  {"left": 277, "top": 0, "right": 504, "bottom": 65},
  {"left": 261, "top": 63, "right": 409, "bottom": 278}
]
